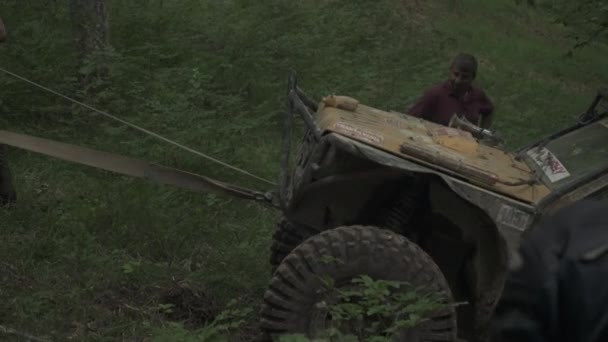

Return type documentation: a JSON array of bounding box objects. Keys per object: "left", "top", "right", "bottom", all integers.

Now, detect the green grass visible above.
[{"left": 0, "top": 0, "right": 606, "bottom": 340}]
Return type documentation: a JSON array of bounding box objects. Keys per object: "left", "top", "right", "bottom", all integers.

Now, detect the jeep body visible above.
[{"left": 272, "top": 85, "right": 608, "bottom": 340}]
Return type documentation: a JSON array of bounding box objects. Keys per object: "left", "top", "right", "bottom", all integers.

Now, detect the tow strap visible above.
[{"left": 0, "top": 130, "right": 277, "bottom": 206}]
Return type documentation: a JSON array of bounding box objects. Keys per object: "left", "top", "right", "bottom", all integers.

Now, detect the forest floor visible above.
[{"left": 0, "top": 0, "right": 606, "bottom": 341}]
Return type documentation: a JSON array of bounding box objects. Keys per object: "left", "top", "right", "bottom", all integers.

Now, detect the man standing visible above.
[
  {"left": 407, "top": 53, "right": 495, "bottom": 129},
  {"left": 0, "top": 15, "right": 17, "bottom": 206}
]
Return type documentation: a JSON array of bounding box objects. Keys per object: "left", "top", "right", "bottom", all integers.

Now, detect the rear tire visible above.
[{"left": 260, "top": 225, "right": 458, "bottom": 341}]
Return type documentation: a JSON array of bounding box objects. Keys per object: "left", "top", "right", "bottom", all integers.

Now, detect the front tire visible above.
[{"left": 259, "top": 225, "right": 458, "bottom": 341}]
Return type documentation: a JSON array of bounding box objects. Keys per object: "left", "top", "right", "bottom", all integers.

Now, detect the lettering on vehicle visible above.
[
  {"left": 335, "top": 122, "right": 384, "bottom": 144},
  {"left": 384, "top": 116, "right": 424, "bottom": 129},
  {"left": 384, "top": 117, "right": 407, "bottom": 128},
  {"left": 526, "top": 146, "right": 571, "bottom": 182},
  {"left": 497, "top": 204, "right": 530, "bottom": 232}
]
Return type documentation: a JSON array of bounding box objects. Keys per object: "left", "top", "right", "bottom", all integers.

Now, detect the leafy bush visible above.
[
  {"left": 151, "top": 299, "right": 253, "bottom": 342},
  {"left": 279, "top": 275, "right": 453, "bottom": 342}
]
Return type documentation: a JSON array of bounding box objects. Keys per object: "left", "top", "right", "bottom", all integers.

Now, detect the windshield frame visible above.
[{"left": 519, "top": 114, "right": 608, "bottom": 191}]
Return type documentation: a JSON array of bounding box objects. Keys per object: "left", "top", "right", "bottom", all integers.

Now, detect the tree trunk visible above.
[{"left": 69, "top": 0, "right": 110, "bottom": 96}]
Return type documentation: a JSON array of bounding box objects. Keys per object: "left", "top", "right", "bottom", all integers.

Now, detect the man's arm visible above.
[
  {"left": 479, "top": 89, "right": 495, "bottom": 129},
  {"left": 0, "top": 16, "right": 6, "bottom": 42},
  {"left": 406, "top": 87, "right": 437, "bottom": 119}
]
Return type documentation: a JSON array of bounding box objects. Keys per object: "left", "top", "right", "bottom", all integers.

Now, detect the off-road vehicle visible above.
[
  {"left": 258, "top": 75, "right": 608, "bottom": 342},
  {"left": 0, "top": 72, "right": 606, "bottom": 342}
]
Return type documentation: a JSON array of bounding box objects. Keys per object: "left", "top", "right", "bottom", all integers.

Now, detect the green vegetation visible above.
[
  {"left": 303, "top": 275, "right": 451, "bottom": 341},
  {"left": 0, "top": 0, "right": 606, "bottom": 340}
]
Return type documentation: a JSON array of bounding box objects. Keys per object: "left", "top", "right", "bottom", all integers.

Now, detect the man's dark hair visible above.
[{"left": 451, "top": 53, "right": 478, "bottom": 75}]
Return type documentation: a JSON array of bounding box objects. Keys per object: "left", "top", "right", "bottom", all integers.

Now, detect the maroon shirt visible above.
[{"left": 407, "top": 81, "right": 494, "bottom": 126}]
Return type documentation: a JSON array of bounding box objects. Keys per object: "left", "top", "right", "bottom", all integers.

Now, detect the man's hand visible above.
[{"left": 0, "top": 16, "right": 6, "bottom": 43}]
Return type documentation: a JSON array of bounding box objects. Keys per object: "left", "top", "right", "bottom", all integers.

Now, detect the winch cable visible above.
[{"left": 0, "top": 66, "right": 277, "bottom": 186}]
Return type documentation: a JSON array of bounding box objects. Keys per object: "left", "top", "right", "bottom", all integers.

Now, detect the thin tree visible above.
[{"left": 69, "top": 0, "right": 111, "bottom": 97}]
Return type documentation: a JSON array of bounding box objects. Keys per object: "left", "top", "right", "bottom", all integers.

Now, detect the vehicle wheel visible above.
[
  {"left": 269, "top": 218, "right": 316, "bottom": 271},
  {"left": 260, "top": 225, "right": 458, "bottom": 341}
]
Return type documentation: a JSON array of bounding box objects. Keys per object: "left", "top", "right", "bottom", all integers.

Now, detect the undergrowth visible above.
[{"left": 148, "top": 275, "right": 451, "bottom": 342}]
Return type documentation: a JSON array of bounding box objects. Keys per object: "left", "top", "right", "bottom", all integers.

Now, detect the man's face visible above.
[{"left": 448, "top": 66, "right": 475, "bottom": 92}]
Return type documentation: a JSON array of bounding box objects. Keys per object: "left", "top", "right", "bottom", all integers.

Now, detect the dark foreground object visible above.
[{"left": 489, "top": 200, "right": 608, "bottom": 342}]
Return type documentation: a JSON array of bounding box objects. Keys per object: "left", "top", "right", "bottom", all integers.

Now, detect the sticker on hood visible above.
[{"left": 526, "top": 146, "right": 571, "bottom": 183}]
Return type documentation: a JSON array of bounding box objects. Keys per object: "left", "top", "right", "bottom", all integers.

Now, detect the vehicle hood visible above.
[{"left": 314, "top": 96, "right": 550, "bottom": 205}]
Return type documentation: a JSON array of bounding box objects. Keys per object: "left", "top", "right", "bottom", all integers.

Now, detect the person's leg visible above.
[{"left": 0, "top": 144, "right": 17, "bottom": 205}]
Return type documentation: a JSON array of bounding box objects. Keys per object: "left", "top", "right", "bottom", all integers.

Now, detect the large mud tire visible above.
[
  {"left": 269, "top": 219, "right": 316, "bottom": 271},
  {"left": 260, "top": 225, "right": 458, "bottom": 341}
]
